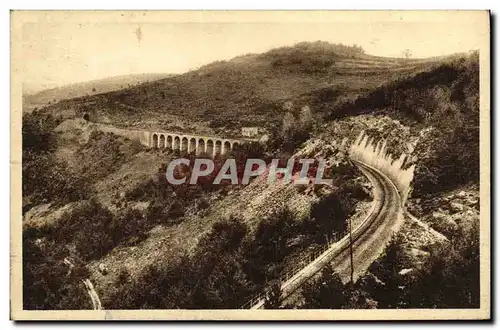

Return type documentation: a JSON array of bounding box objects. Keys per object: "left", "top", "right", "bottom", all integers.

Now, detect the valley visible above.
[{"left": 21, "top": 42, "right": 480, "bottom": 310}]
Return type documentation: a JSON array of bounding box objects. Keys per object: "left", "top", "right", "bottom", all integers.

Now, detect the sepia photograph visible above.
[{"left": 10, "top": 10, "right": 490, "bottom": 320}]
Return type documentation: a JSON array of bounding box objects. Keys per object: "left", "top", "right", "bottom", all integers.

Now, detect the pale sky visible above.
[{"left": 17, "top": 11, "right": 487, "bottom": 92}]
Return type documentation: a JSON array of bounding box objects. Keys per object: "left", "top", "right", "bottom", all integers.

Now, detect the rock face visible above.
[
  {"left": 24, "top": 203, "right": 53, "bottom": 223},
  {"left": 350, "top": 131, "right": 415, "bottom": 204},
  {"left": 407, "top": 185, "right": 479, "bottom": 239},
  {"left": 399, "top": 268, "right": 414, "bottom": 276},
  {"left": 393, "top": 183, "right": 480, "bottom": 273},
  {"left": 450, "top": 201, "right": 465, "bottom": 213},
  {"left": 98, "top": 263, "right": 108, "bottom": 275},
  {"left": 23, "top": 202, "right": 78, "bottom": 230}
]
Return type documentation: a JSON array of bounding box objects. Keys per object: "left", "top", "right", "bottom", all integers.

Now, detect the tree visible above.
[
  {"left": 264, "top": 281, "right": 283, "bottom": 309},
  {"left": 242, "top": 208, "right": 296, "bottom": 286},
  {"left": 54, "top": 199, "right": 115, "bottom": 261},
  {"left": 253, "top": 208, "right": 295, "bottom": 263},
  {"left": 402, "top": 49, "right": 412, "bottom": 59},
  {"left": 280, "top": 112, "right": 310, "bottom": 152},
  {"left": 22, "top": 236, "right": 91, "bottom": 310},
  {"left": 404, "top": 220, "right": 479, "bottom": 308},
  {"left": 22, "top": 113, "right": 58, "bottom": 153},
  {"left": 366, "top": 234, "right": 407, "bottom": 308},
  {"left": 22, "top": 151, "right": 89, "bottom": 209},
  {"left": 308, "top": 192, "right": 351, "bottom": 243},
  {"left": 111, "top": 208, "right": 149, "bottom": 246},
  {"left": 301, "top": 264, "right": 347, "bottom": 309},
  {"left": 182, "top": 217, "right": 252, "bottom": 309},
  {"left": 196, "top": 217, "right": 248, "bottom": 253}
]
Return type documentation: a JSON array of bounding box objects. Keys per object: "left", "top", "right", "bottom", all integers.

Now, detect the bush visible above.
[
  {"left": 22, "top": 113, "right": 89, "bottom": 209},
  {"left": 51, "top": 199, "right": 115, "bottom": 260},
  {"left": 44, "top": 199, "right": 152, "bottom": 262},
  {"left": 405, "top": 220, "right": 479, "bottom": 308},
  {"left": 241, "top": 208, "right": 297, "bottom": 286},
  {"left": 22, "top": 113, "right": 59, "bottom": 153},
  {"left": 344, "top": 181, "right": 371, "bottom": 200},
  {"left": 22, "top": 236, "right": 91, "bottom": 310},
  {"left": 106, "top": 216, "right": 253, "bottom": 309},
  {"left": 116, "top": 268, "right": 131, "bottom": 286},
  {"left": 267, "top": 106, "right": 314, "bottom": 153},
  {"left": 111, "top": 208, "right": 149, "bottom": 246},
  {"left": 362, "top": 234, "right": 409, "bottom": 308},
  {"left": 413, "top": 124, "right": 479, "bottom": 196},
  {"left": 74, "top": 131, "right": 125, "bottom": 181},
  {"left": 264, "top": 41, "right": 364, "bottom": 74},
  {"left": 22, "top": 152, "right": 90, "bottom": 209},
  {"left": 263, "top": 281, "right": 283, "bottom": 309},
  {"left": 301, "top": 264, "right": 347, "bottom": 309},
  {"left": 307, "top": 191, "right": 353, "bottom": 243},
  {"left": 356, "top": 221, "right": 479, "bottom": 309}
]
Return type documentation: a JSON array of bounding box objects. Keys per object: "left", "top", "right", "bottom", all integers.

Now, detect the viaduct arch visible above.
[
  {"left": 150, "top": 131, "right": 243, "bottom": 156},
  {"left": 93, "top": 123, "right": 249, "bottom": 157}
]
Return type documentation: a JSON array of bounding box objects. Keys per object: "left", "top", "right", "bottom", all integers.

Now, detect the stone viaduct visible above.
[
  {"left": 150, "top": 131, "right": 244, "bottom": 156},
  {"left": 96, "top": 124, "right": 250, "bottom": 156}
]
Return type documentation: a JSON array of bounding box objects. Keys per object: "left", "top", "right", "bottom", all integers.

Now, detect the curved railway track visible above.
[{"left": 246, "top": 160, "right": 404, "bottom": 309}]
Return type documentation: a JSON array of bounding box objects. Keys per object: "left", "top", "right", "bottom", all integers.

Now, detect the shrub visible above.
[
  {"left": 52, "top": 199, "right": 115, "bottom": 260},
  {"left": 404, "top": 220, "right": 479, "bottom": 308},
  {"left": 106, "top": 216, "right": 253, "bottom": 309},
  {"left": 263, "top": 281, "right": 283, "bottom": 309},
  {"left": 22, "top": 236, "right": 91, "bottom": 310},
  {"left": 22, "top": 113, "right": 58, "bottom": 153},
  {"left": 74, "top": 131, "right": 124, "bottom": 181},
  {"left": 307, "top": 191, "right": 352, "bottom": 243},
  {"left": 264, "top": 41, "right": 364, "bottom": 74},
  {"left": 116, "top": 268, "right": 131, "bottom": 286},
  {"left": 22, "top": 113, "right": 89, "bottom": 208},
  {"left": 111, "top": 208, "right": 149, "bottom": 246},
  {"left": 22, "top": 152, "right": 90, "bottom": 209},
  {"left": 355, "top": 221, "right": 479, "bottom": 309},
  {"left": 301, "top": 264, "right": 347, "bottom": 309},
  {"left": 267, "top": 107, "right": 314, "bottom": 153}
]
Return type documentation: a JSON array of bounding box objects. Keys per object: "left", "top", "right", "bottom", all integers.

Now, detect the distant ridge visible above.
[{"left": 23, "top": 73, "right": 174, "bottom": 112}]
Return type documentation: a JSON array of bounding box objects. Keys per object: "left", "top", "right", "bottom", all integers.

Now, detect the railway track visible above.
[{"left": 244, "top": 160, "right": 404, "bottom": 309}]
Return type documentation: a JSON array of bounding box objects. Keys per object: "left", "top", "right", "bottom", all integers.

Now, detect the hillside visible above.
[
  {"left": 36, "top": 42, "right": 444, "bottom": 136},
  {"left": 23, "top": 73, "right": 174, "bottom": 113},
  {"left": 22, "top": 42, "right": 480, "bottom": 310}
]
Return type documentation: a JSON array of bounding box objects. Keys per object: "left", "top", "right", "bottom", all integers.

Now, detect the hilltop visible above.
[{"left": 36, "top": 42, "right": 444, "bottom": 136}]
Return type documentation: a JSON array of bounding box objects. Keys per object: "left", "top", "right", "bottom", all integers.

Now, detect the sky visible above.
[{"left": 17, "top": 11, "right": 487, "bottom": 93}]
